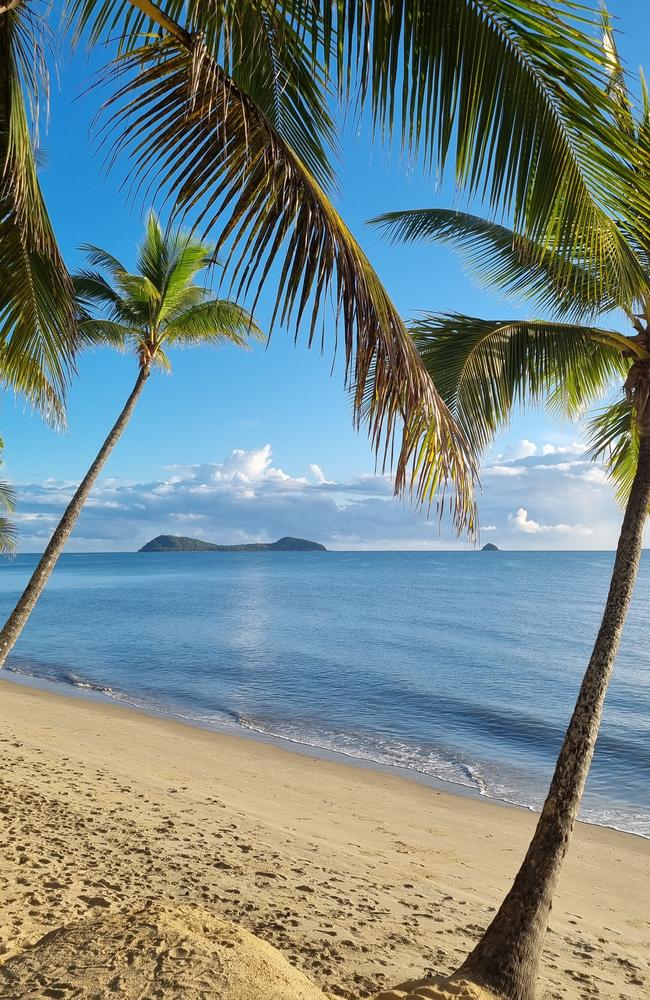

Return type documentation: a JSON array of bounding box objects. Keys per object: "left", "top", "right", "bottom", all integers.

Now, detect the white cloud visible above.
[
  {"left": 309, "top": 463, "right": 333, "bottom": 485},
  {"left": 514, "top": 439, "right": 538, "bottom": 459},
  {"left": 581, "top": 466, "right": 609, "bottom": 486},
  {"left": 509, "top": 508, "right": 592, "bottom": 537},
  {"left": 510, "top": 508, "right": 543, "bottom": 534},
  {"left": 496, "top": 439, "right": 537, "bottom": 461},
  {"left": 8, "top": 439, "right": 635, "bottom": 553},
  {"left": 541, "top": 441, "right": 584, "bottom": 456},
  {"left": 483, "top": 465, "right": 527, "bottom": 478}
]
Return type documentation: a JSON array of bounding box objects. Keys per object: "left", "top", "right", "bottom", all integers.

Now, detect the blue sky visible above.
[{"left": 5, "top": 1, "right": 649, "bottom": 552}]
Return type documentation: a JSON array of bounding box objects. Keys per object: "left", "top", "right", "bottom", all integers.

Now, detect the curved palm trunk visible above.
[
  {"left": 0, "top": 366, "right": 150, "bottom": 669},
  {"left": 452, "top": 429, "right": 650, "bottom": 1000}
]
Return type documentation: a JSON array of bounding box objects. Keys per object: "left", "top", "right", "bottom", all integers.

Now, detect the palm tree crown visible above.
[
  {"left": 373, "top": 19, "right": 650, "bottom": 500},
  {"left": 74, "top": 213, "right": 262, "bottom": 368}
]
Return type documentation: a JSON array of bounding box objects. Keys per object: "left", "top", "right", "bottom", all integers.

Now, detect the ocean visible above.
[{"left": 1, "top": 550, "right": 648, "bottom": 837}]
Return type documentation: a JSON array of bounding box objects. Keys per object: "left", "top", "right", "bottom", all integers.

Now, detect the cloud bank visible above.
[{"left": 11, "top": 439, "right": 638, "bottom": 552}]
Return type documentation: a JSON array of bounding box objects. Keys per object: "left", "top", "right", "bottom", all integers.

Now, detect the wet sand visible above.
[{"left": 0, "top": 679, "right": 648, "bottom": 999}]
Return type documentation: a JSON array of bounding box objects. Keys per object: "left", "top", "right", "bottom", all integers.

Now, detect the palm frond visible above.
[
  {"left": 1, "top": 4, "right": 76, "bottom": 410},
  {"left": 68, "top": 0, "right": 648, "bottom": 305},
  {"left": 0, "top": 343, "right": 68, "bottom": 427},
  {"left": 372, "top": 208, "right": 625, "bottom": 320},
  {"left": 136, "top": 210, "right": 171, "bottom": 286},
  {"left": 159, "top": 284, "right": 206, "bottom": 322},
  {"left": 77, "top": 317, "right": 135, "bottom": 348},
  {"left": 79, "top": 244, "right": 128, "bottom": 280},
  {"left": 320, "top": 0, "right": 645, "bottom": 289},
  {"left": 98, "top": 33, "right": 477, "bottom": 526},
  {"left": 151, "top": 344, "right": 171, "bottom": 370},
  {"left": 601, "top": 5, "right": 635, "bottom": 138},
  {"left": 162, "top": 298, "right": 262, "bottom": 347},
  {"left": 0, "top": 475, "right": 16, "bottom": 555},
  {"left": 412, "top": 313, "right": 630, "bottom": 457},
  {"left": 115, "top": 272, "right": 160, "bottom": 311},
  {"left": 73, "top": 270, "right": 126, "bottom": 313},
  {"left": 586, "top": 395, "right": 638, "bottom": 505},
  {"left": 66, "top": 0, "right": 338, "bottom": 191}
]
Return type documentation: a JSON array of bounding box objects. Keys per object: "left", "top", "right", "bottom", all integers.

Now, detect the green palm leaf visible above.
[
  {"left": 412, "top": 313, "right": 630, "bottom": 457},
  {"left": 0, "top": 4, "right": 76, "bottom": 409},
  {"left": 372, "top": 209, "right": 625, "bottom": 320},
  {"left": 0, "top": 474, "right": 16, "bottom": 555},
  {"left": 69, "top": 0, "right": 643, "bottom": 276},
  {"left": 74, "top": 270, "right": 126, "bottom": 313},
  {"left": 162, "top": 299, "right": 263, "bottom": 346},
  {"left": 586, "top": 395, "right": 638, "bottom": 505},
  {"left": 96, "top": 35, "right": 476, "bottom": 524},
  {"left": 67, "top": 0, "right": 337, "bottom": 191},
  {"left": 75, "top": 317, "right": 136, "bottom": 348},
  {"left": 315, "top": 0, "right": 650, "bottom": 289}
]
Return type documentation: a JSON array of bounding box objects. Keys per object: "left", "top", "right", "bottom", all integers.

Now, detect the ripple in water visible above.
[{"left": 2, "top": 550, "right": 649, "bottom": 837}]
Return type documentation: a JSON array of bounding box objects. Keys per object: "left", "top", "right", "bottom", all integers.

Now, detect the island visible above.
[
  {"left": 139, "top": 534, "right": 327, "bottom": 553},
  {"left": 481, "top": 542, "right": 500, "bottom": 551}
]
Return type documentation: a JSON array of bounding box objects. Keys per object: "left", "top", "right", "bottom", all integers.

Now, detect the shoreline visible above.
[
  {"left": 2, "top": 669, "right": 646, "bottom": 843},
  {"left": 1, "top": 676, "right": 649, "bottom": 998},
  {"left": 2, "top": 669, "right": 493, "bottom": 801}
]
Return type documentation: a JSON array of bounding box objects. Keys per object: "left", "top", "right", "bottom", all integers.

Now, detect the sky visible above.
[{"left": 5, "top": 0, "right": 650, "bottom": 552}]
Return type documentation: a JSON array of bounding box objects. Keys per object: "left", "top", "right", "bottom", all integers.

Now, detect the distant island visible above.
[
  {"left": 139, "top": 534, "right": 327, "bottom": 553},
  {"left": 481, "top": 542, "right": 500, "bottom": 551}
]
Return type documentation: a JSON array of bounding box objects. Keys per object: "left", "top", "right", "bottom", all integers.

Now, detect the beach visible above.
[{"left": 0, "top": 679, "right": 647, "bottom": 999}]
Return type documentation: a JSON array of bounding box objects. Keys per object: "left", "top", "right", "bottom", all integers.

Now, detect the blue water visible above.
[{"left": 1, "top": 551, "right": 649, "bottom": 837}]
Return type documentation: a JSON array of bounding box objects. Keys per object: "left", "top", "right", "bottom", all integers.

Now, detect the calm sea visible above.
[{"left": 1, "top": 551, "right": 649, "bottom": 837}]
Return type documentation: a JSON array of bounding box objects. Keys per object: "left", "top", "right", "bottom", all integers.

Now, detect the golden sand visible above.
[{"left": 0, "top": 679, "right": 648, "bottom": 999}]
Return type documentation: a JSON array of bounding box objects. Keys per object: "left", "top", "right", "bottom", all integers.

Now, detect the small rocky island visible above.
[
  {"left": 481, "top": 542, "right": 500, "bottom": 551},
  {"left": 139, "top": 534, "right": 326, "bottom": 553}
]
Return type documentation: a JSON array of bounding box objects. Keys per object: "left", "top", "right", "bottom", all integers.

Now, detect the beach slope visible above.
[{"left": 0, "top": 680, "right": 647, "bottom": 998}]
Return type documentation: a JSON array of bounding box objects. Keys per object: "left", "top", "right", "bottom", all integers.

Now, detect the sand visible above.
[
  {"left": 0, "top": 902, "right": 328, "bottom": 1000},
  {"left": 0, "top": 679, "right": 648, "bottom": 1000}
]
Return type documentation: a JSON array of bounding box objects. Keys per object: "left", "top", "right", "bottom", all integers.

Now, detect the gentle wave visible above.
[
  {"left": 7, "top": 662, "right": 119, "bottom": 698},
  {"left": 5, "top": 659, "right": 649, "bottom": 838},
  {"left": 2, "top": 551, "right": 649, "bottom": 840},
  {"left": 5, "top": 661, "right": 243, "bottom": 727},
  {"left": 236, "top": 713, "right": 650, "bottom": 838}
]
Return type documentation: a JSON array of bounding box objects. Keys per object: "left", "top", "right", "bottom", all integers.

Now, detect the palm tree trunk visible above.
[
  {"left": 452, "top": 429, "right": 650, "bottom": 1000},
  {"left": 0, "top": 366, "right": 150, "bottom": 669}
]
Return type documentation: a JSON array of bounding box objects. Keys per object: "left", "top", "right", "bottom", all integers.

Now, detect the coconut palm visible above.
[
  {"left": 371, "top": 21, "right": 650, "bottom": 1000},
  {"left": 0, "top": 212, "right": 261, "bottom": 667},
  {"left": 3, "top": 0, "right": 645, "bottom": 529}
]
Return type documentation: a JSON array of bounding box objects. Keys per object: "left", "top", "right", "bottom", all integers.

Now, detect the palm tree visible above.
[
  {"left": 3, "top": 0, "right": 643, "bottom": 532},
  {"left": 0, "top": 212, "right": 261, "bottom": 667},
  {"left": 371, "top": 21, "right": 650, "bottom": 1000}
]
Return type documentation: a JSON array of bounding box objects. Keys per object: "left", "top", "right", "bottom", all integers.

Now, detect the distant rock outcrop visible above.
[
  {"left": 481, "top": 542, "right": 500, "bottom": 552},
  {"left": 139, "top": 534, "right": 326, "bottom": 553}
]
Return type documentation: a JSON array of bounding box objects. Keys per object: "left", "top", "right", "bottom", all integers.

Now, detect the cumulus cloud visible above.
[
  {"left": 541, "top": 441, "right": 585, "bottom": 456},
  {"left": 510, "top": 508, "right": 543, "bottom": 534},
  {"left": 512, "top": 439, "right": 538, "bottom": 459},
  {"left": 509, "top": 508, "right": 593, "bottom": 536},
  {"left": 309, "top": 463, "right": 333, "bottom": 485},
  {"left": 8, "top": 439, "right": 640, "bottom": 553}
]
